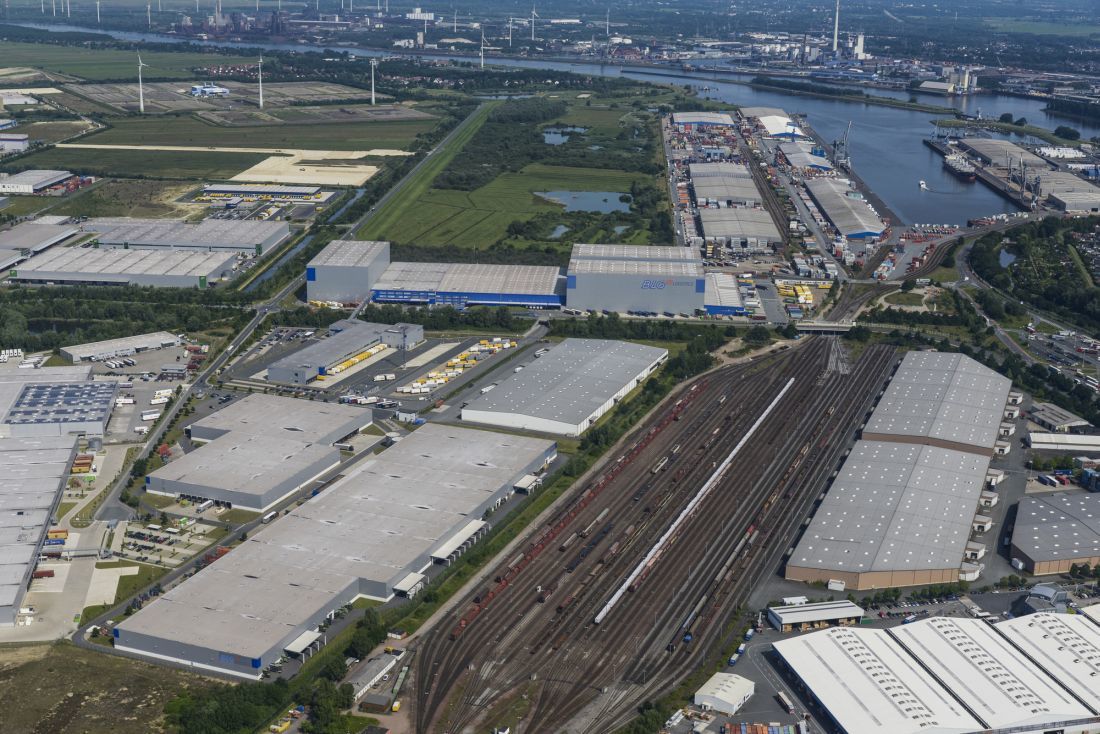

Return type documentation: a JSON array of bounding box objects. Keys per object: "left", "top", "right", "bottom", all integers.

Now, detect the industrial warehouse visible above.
[
  {"left": 461, "top": 338, "right": 668, "bottom": 436},
  {"left": 697, "top": 207, "right": 784, "bottom": 250},
  {"left": 777, "top": 141, "right": 834, "bottom": 172},
  {"left": 82, "top": 218, "right": 291, "bottom": 254},
  {"left": 804, "top": 178, "right": 886, "bottom": 240},
  {"left": 114, "top": 424, "right": 556, "bottom": 678},
  {"left": 1010, "top": 493, "right": 1100, "bottom": 575},
  {"left": 0, "top": 366, "right": 114, "bottom": 438},
  {"left": 689, "top": 162, "right": 763, "bottom": 207},
  {"left": 145, "top": 394, "right": 372, "bottom": 512},
  {"left": 671, "top": 111, "right": 736, "bottom": 129},
  {"left": 303, "top": 237, "right": 564, "bottom": 308},
  {"left": 0, "top": 169, "right": 73, "bottom": 195},
  {"left": 739, "top": 107, "right": 807, "bottom": 139},
  {"left": 60, "top": 332, "right": 181, "bottom": 363},
  {"left": 371, "top": 261, "right": 564, "bottom": 308},
  {"left": 266, "top": 319, "right": 424, "bottom": 385},
  {"left": 774, "top": 613, "right": 1100, "bottom": 734},
  {"left": 0, "top": 435, "right": 79, "bottom": 626},
  {"left": 786, "top": 352, "right": 1012, "bottom": 589},
  {"left": 10, "top": 246, "right": 240, "bottom": 288},
  {"left": 566, "top": 244, "right": 704, "bottom": 314},
  {"left": 305, "top": 239, "right": 390, "bottom": 305}
]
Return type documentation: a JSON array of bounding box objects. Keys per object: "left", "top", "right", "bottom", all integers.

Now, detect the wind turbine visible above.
[
  {"left": 145, "top": 2, "right": 151, "bottom": 26},
  {"left": 479, "top": 26, "right": 485, "bottom": 68},
  {"left": 96, "top": 0, "right": 100, "bottom": 23},
  {"left": 137, "top": 54, "right": 148, "bottom": 114},
  {"left": 258, "top": 55, "right": 264, "bottom": 109},
  {"left": 605, "top": 8, "right": 609, "bottom": 36},
  {"left": 508, "top": 16, "right": 513, "bottom": 46},
  {"left": 369, "top": 57, "right": 377, "bottom": 105},
  {"left": 530, "top": 5, "right": 537, "bottom": 41}
]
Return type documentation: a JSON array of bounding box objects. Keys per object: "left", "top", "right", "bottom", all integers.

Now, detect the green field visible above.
[
  {"left": 0, "top": 642, "right": 216, "bottom": 734},
  {"left": 3, "top": 147, "right": 270, "bottom": 179},
  {"left": 50, "top": 179, "right": 202, "bottom": 218},
  {"left": 0, "top": 40, "right": 258, "bottom": 80},
  {"left": 373, "top": 163, "right": 651, "bottom": 248},
  {"left": 81, "top": 114, "right": 438, "bottom": 151},
  {"left": 10, "top": 120, "right": 95, "bottom": 144},
  {"left": 359, "top": 101, "right": 496, "bottom": 239},
  {"left": 984, "top": 18, "right": 1100, "bottom": 37},
  {"left": 0, "top": 194, "right": 57, "bottom": 217}
]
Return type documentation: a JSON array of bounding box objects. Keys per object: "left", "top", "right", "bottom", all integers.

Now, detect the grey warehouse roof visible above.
[
  {"left": 14, "top": 246, "right": 237, "bottom": 280},
  {"left": 462, "top": 338, "right": 668, "bottom": 428},
  {"left": 61, "top": 332, "right": 180, "bottom": 362},
  {"left": 116, "top": 424, "right": 555, "bottom": 661},
  {"left": 1030, "top": 401, "right": 1091, "bottom": 430},
  {"left": 1013, "top": 494, "right": 1100, "bottom": 564},
  {"left": 307, "top": 239, "right": 389, "bottom": 269},
  {"left": 805, "top": 178, "right": 885, "bottom": 237},
  {"left": 267, "top": 320, "right": 418, "bottom": 377},
  {"left": 372, "top": 261, "right": 562, "bottom": 295},
  {"left": 571, "top": 244, "right": 700, "bottom": 262},
  {"left": 0, "top": 169, "right": 71, "bottom": 189},
  {"left": 689, "top": 162, "right": 753, "bottom": 179},
  {"left": 790, "top": 440, "right": 991, "bottom": 574},
  {"left": 186, "top": 393, "right": 369, "bottom": 446},
  {"left": 83, "top": 218, "right": 289, "bottom": 251},
  {"left": 959, "top": 138, "right": 1047, "bottom": 168},
  {"left": 0, "top": 222, "right": 78, "bottom": 253},
  {"left": 3, "top": 381, "right": 117, "bottom": 430},
  {"left": 698, "top": 207, "right": 782, "bottom": 241},
  {"left": 863, "top": 351, "right": 1011, "bottom": 453}
]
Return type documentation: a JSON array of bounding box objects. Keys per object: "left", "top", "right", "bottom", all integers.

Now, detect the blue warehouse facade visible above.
[{"left": 370, "top": 261, "right": 563, "bottom": 309}]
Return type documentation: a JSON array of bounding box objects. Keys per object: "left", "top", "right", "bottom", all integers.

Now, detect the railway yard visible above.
[{"left": 412, "top": 336, "right": 898, "bottom": 733}]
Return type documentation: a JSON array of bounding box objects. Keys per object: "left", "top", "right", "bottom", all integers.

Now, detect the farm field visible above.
[
  {"left": 50, "top": 179, "right": 204, "bottom": 218},
  {"left": 2, "top": 146, "right": 270, "bottom": 179},
  {"left": 80, "top": 114, "right": 438, "bottom": 151},
  {"left": 0, "top": 641, "right": 215, "bottom": 734},
  {"left": 0, "top": 41, "right": 257, "bottom": 80},
  {"left": 9, "top": 119, "right": 97, "bottom": 143},
  {"left": 367, "top": 163, "right": 652, "bottom": 248}
]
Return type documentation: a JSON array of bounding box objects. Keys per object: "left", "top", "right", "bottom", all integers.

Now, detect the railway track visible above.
[{"left": 412, "top": 337, "right": 897, "bottom": 733}]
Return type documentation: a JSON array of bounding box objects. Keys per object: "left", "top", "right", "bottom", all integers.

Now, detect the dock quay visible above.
[{"left": 922, "top": 138, "right": 1034, "bottom": 209}]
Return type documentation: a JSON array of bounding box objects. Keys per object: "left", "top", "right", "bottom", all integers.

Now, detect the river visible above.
[{"left": 15, "top": 22, "right": 1098, "bottom": 225}]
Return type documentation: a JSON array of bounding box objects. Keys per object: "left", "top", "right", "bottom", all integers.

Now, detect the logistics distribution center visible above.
[
  {"left": 10, "top": 247, "right": 239, "bottom": 288},
  {"left": 787, "top": 352, "right": 1012, "bottom": 589},
  {"left": 81, "top": 218, "right": 291, "bottom": 255},
  {"left": 566, "top": 244, "right": 747, "bottom": 316},
  {"left": 461, "top": 338, "right": 668, "bottom": 436},
  {"left": 1010, "top": 493, "right": 1100, "bottom": 575},
  {"left": 0, "top": 366, "right": 115, "bottom": 439},
  {"left": 0, "top": 435, "right": 79, "bottom": 626},
  {"left": 805, "top": 178, "right": 886, "bottom": 240},
  {"left": 60, "top": 332, "right": 181, "bottom": 363},
  {"left": 115, "top": 424, "right": 557, "bottom": 678},
  {"left": 266, "top": 319, "right": 424, "bottom": 386},
  {"left": 775, "top": 612, "right": 1100, "bottom": 734},
  {"left": 145, "top": 394, "right": 372, "bottom": 512},
  {"left": 0, "top": 221, "right": 80, "bottom": 270},
  {"left": 303, "top": 236, "right": 563, "bottom": 309}
]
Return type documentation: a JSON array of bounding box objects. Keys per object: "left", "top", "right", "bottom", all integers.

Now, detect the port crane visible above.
[{"left": 832, "top": 121, "right": 852, "bottom": 169}]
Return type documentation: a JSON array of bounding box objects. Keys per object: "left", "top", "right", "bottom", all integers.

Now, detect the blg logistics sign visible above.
[{"left": 640, "top": 278, "right": 697, "bottom": 289}]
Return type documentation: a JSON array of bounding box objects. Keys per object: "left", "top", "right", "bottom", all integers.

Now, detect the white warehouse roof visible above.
[
  {"left": 461, "top": 338, "right": 667, "bottom": 436},
  {"left": 805, "top": 178, "right": 885, "bottom": 238},
  {"left": 307, "top": 239, "right": 389, "bottom": 269},
  {"left": 767, "top": 599, "right": 864, "bottom": 625},
  {"left": 789, "top": 440, "right": 990, "bottom": 576},
  {"left": 998, "top": 612, "right": 1100, "bottom": 712},
  {"left": 774, "top": 626, "right": 983, "bottom": 734},
  {"left": 862, "top": 351, "right": 1011, "bottom": 454}
]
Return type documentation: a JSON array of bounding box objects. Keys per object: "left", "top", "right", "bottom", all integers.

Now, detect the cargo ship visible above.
[{"left": 943, "top": 153, "right": 977, "bottom": 182}]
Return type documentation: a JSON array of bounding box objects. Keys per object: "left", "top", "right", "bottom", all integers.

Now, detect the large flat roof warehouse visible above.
[
  {"left": 10, "top": 246, "right": 238, "bottom": 288},
  {"left": 60, "top": 332, "right": 181, "bottom": 363},
  {"left": 461, "top": 338, "right": 668, "bottom": 436},
  {"left": 775, "top": 616, "right": 1100, "bottom": 734},
  {"left": 890, "top": 617, "right": 1091, "bottom": 730},
  {"left": 570, "top": 243, "right": 700, "bottom": 262},
  {"left": 82, "top": 218, "right": 290, "bottom": 254},
  {"left": 671, "top": 111, "right": 735, "bottom": 127},
  {"left": 738, "top": 106, "right": 788, "bottom": 119},
  {"left": 2, "top": 381, "right": 117, "bottom": 438},
  {"left": 266, "top": 320, "right": 423, "bottom": 385},
  {"left": 1010, "top": 494, "right": 1100, "bottom": 575},
  {"left": 1029, "top": 401, "right": 1091, "bottom": 432},
  {"left": 186, "top": 393, "right": 370, "bottom": 446},
  {"left": 998, "top": 612, "right": 1100, "bottom": 712},
  {"left": 698, "top": 207, "right": 783, "bottom": 243},
  {"left": 773, "top": 626, "right": 983, "bottom": 734},
  {"left": 755, "top": 114, "right": 807, "bottom": 139},
  {"left": 0, "top": 169, "right": 72, "bottom": 194},
  {"left": 804, "top": 178, "right": 885, "bottom": 239},
  {"left": 202, "top": 183, "right": 321, "bottom": 197},
  {"left": 0, "top": 435, "right": 78, "bottom": 626},
  {"left": 959, "top": 138, "right": 1047, "bottom": 168},
  {"left": 786, "top": 440, "right": 990, "bottom": 589},
  {"left": 371, "top": 261, "right": 563, "bottom": 308},
  {"left": 0, "top": 222, "right": 79, "bottom": 254},
  {"left": 689, "top": 162, "right": 754, "bottom": 179},
  {"left": 703, "top": 272, "right": 747, "bottom": 316},
  {"left": 779, "top": 141, "right": 834, "bottom": 171},
  {"left": 862, "top": 351, "right": 1011, "bottom": 454},
  {"left": 114, "top": 424, "right": 556, "bottom": 678},
  {"left": 692, "top": 176, "right": 763, "bottom": 207},
  {"left": 308, "top": 239, "right": 389, "bottom": 269},
  {"left": 306, "top": 240, "right": 391, "bottom": 304}
]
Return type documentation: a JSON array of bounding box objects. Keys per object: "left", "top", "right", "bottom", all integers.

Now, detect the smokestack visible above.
[{"left": 832, "top": 0, "right": 840, "bottom": 53}]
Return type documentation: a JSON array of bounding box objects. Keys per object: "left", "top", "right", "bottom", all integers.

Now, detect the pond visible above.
[
  {"left": 999, "top": 249, "right": 1017, "bottom": 268},
  {"left": 537, "top": 191, "right": 631, "bottom": 213},
  {"left": 550, "top": 224, "right": 570, "bottom": 239},
  {"left": 613, "top": 225, "right": 629, "bottom": 234},
  {"left": 542, "top": 126, "right": 589, "bottom": 145}
]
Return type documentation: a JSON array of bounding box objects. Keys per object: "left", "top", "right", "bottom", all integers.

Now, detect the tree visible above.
[
  {"left": 998, "top": 112, "right": 1014, "bottom": 123},
  {"left": 1014, "top": 117, "right": 1028, "bottom": 127},
  {"left": 743, "top": 325, "right": 772, "bottom": 347},
  {"left": 1054, "top": 125, "right": 1081, "bottom": 141},
  {"left": 900, "top": 279, "right": 915, "bottom": 292}
]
